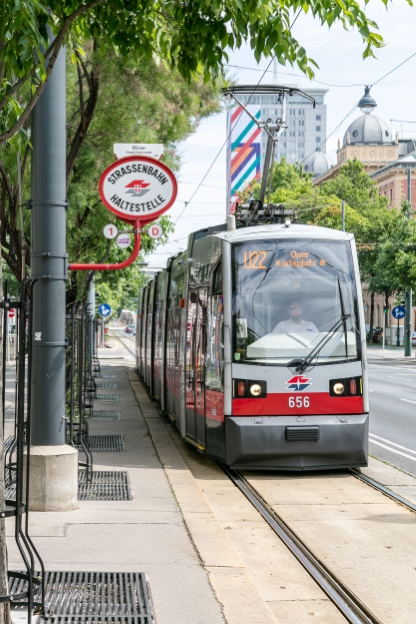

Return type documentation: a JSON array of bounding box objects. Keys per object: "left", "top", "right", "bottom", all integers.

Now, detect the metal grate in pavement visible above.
[
  {"left": 9, "top": 571, "right": 153, "bottom": 623},
  {"left": 91, "top": 410, "right": 121, "bottom": 420},
  {"left": 75, "top": 435, "right": 125, "bottom": 453},
  {"left": 95, "top": 383, "right": 118, "bottom": 389},
  {"left": 95, "top": 394, "right": 119, "bottom": 402},
  {"left": 78, "top": 470, "right": 131, "bottom": 501},
  {"left": 5, "top": 471, "right": 131, "bottom": 501}
]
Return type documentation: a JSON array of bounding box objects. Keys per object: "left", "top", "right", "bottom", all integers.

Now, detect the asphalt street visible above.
[{"left": 368, "top": 361, "right": 416, "bottom": 475}]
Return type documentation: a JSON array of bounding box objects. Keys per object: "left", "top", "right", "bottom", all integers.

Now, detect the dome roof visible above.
[
  {"left": 343, "top": 114, "right": 393, "bottom": 146},
  {"left": 303, "top": 150, "right": 334, "bottom": 177}
]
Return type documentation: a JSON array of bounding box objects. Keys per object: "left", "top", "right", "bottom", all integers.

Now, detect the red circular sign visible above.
[
  {"left": 8, "top": 309, "right": 15, "bottom": 318},
  {"left": 99, "top": 156, "right": 178, "bottom": 224}
]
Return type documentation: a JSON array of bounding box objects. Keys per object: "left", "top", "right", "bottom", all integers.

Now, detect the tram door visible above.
[{"left": 185, "top": 288, "right": 207, "bottom": 448}]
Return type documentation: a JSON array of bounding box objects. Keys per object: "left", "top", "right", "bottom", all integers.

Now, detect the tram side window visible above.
[{"left": 206, "top": 294, "right": 224, "bottom": 392}]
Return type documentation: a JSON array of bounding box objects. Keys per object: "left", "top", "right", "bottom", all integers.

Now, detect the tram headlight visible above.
[
  {"left": 234, "top": 379, "right": 266, "bottom": 398},
  {"left": 333, "top": 382, "right": 345, "bottom": 395},
  {"left": 249, "top": 383, "right": 262, "bottom": 397},
  {"left": 329, "top": 377, "right": 362, "bottom": 397}
]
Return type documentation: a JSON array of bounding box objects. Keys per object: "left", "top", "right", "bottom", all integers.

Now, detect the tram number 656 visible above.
[{"left": 289, "top": 396, "right": 310, "bottom": 408}]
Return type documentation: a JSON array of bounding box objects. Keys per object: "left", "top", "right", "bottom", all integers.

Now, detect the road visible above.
[{"left": 368, "top": 362, "right": 416, "bottom": 476}]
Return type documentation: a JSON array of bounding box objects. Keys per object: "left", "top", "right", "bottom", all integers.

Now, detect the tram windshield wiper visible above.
[
  {"left": 291, "top": 280, "right": 353, "bottom": 372},
  {"left": 290, "top": 312, "right": 354, "bottom": 372}
]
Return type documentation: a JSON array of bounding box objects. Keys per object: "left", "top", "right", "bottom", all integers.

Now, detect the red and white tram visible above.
[{"left": 136, "top": 220, "right": 369, "bottom": 470}]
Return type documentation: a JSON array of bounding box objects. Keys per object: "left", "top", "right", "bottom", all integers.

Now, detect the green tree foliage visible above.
[
  {"left": 66, "top": 46, "right": 221, "bottom": 308},
  {"left": 0, "top": 0, "right": 398, "bottom": 145},
  {"left": 0, "top": 46, "right": 222, "bottom": 312}
]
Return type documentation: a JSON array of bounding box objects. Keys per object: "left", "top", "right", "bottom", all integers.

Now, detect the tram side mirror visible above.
[{"left": 236, "top": 318, "right": 248, "bottom": 342}]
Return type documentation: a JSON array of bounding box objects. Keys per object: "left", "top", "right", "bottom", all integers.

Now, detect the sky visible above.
[{"left": 145, "top": 0, "right": 416, "bottom": 270}]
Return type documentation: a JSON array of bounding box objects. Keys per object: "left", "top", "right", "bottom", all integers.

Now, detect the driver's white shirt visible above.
[{"left": 272, "top": 318, "right": 318, "bottom": 333}]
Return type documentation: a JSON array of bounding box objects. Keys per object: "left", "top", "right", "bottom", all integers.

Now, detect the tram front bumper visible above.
[{"left": 225, "top": 414, "right": 369, "bottom": 470}]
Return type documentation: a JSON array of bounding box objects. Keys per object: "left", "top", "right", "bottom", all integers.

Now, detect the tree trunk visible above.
[
  {"left": 369, "top": 292, "right": 375, "bottom": 343},
  {"left": 0, "top": 252, "right": 10, "bottom": 624},
  {"left": 384, "top": 292, "right": 390, "bottom": 346}
]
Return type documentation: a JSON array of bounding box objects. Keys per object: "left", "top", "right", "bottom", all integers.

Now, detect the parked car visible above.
[{"left": 126, "top": 324, "right": 136, "bottom": 335}]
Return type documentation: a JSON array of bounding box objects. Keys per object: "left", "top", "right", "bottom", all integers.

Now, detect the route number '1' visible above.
[
  {"left": 103, "top": 224, "right": 118, "bottom": 239},
  {"left": 289, "top": 396, "right": 310, "bottom": 408}
]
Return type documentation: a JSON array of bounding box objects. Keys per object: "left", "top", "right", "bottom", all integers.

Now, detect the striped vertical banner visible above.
[{"left": 226, "top": 105, "right": 261, "bottom": 215}]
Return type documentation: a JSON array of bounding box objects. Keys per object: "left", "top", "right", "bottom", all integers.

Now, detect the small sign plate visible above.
[
  {"left": 147, "top": 224, "right": 163, "bottom": 239},
  {"left": 116, "top": 234, "right": 131, "bottom": 249},
  {"left": 99, "top": 156, "right": 177, "bottom": 223},
  {"left": 103, "top": 224, "right": 118, "bottom": 239}
]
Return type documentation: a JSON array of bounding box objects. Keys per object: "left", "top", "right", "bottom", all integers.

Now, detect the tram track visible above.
[
  {"left": 349, "top": 467, "right": 416, "bottom": 514},
  {"left": 220, "top": 464, "right": 381, "bottom": 624},
  {"left": 111, "top": 330, "right": 136, "bottom": 358}
]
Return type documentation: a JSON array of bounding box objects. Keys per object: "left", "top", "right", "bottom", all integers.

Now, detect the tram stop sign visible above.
[
  {"left": 392, "top": 305, "right": 406, "bottom": 319},
  {"left": 98, "top": 303, "right": 112, "bottom": 318},
  {"left": 99, "top": 156, "right": 177, "bottom": 224}
]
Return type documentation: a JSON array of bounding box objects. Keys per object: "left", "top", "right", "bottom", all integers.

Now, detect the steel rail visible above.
[
  {"left": 220, "top": 464, "right": 382, "bottom": 624},
  {"left": 349, "top": 468, "right": 416, "bottom": 514},
  {"left": 112, "top": 331, "right": 136, "bottom": 358}
]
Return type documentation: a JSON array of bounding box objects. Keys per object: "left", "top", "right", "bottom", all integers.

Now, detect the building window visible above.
[
  {"left": 284, "top": 142, "right": 286, "bottom": 148},
  {"left": 389, "top": 188, "right": 393, "bottom": 202},
  {"left": 316, "top": 137, "right": 321, "bottom": 143},
  {"left": 289, "top": 120, "right": 296, "bottom": 126},
  {"left": 298, "top": 120, "right": 304, "bottom": 126},
  {"left": 298, "top": 142, "right": 304, "bottom": 148},
  {"left": 290, "top": 109, "right": 295, "bottom": 116},
  {"left": 290, "top": 131, "right": 296, "bottom": 137},
  {"left": 282, "top": 131, "right": 286, "bottom": 137},
  {"left": 316, "top": 126, "right": 321, "bottom": 131},
  {"left": 300, "top": 153, "right": 304, "bottom": 159},
  {"left": 316, "top": 114, "right": 321, "bottom": 120},
  {"left": 298, "top": 109, "right": 305, "bottom": 115},
  {"left": 298, "top": 131, "right": 304, "bottom": 137}
]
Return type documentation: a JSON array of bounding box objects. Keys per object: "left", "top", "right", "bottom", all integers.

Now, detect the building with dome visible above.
[
  {"left": 303, "top": 149, "right": 334, "bottom": 177},
  {"left": 314, "top": 87, "right": 399, "bottom": 185}
]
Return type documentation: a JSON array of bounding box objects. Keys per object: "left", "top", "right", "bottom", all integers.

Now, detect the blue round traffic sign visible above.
[
  {"left": 392, "top": 305, "right": 406, "bottom": 319},
  {"left": 98, "top": 303, "right": 112, "bottom": 318}
]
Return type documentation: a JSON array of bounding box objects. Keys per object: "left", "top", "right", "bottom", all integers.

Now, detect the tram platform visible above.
[{"left": 5, "top": 335, "right": 416, "bottom": 623}]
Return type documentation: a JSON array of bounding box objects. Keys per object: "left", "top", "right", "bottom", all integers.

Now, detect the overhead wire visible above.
[
  {"left": 299, "top": 50, "right": 416, "bottom": 166},
  {"left": 173, "top": 7, "right": 303, "bottom": 225}
]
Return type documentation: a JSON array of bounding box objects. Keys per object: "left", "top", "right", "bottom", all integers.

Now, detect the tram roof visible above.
[{"left": 210, "top": 222, "right": 355, "bottom": 244}]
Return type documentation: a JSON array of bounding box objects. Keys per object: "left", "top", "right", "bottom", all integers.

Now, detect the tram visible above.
[
  {"left": 135, "top": 219, "right": 368, "bottom": 470},
  {"left": 135, "top": 85, "right": 368, "bottom": 470}
]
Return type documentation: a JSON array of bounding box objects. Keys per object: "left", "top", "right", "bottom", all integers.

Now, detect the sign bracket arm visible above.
[{"left": 69, "top": 220, "right": 141, "bottom": 271}]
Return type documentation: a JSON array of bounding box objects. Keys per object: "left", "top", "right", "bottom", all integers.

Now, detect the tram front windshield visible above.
[{"left": 232, "top": 238, "right": 361, "bottom": 365}]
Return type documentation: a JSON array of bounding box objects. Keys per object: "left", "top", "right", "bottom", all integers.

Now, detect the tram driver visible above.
[{"left": 272, "top": 301, "right": 318, "bottom": 334}]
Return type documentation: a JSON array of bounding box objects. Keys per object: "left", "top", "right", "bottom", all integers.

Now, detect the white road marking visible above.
[
  {"left": 369, "top": 433, "right": 416, "bottom": 456},
  {"left": 400, "top": 399, "right": 416, "bottom": 405},
  {"left": 389, "top": 375, "right": 416, "bottom": 380},
  {"left": 369, "top": 439, "right": 416, "bottom": 462}
]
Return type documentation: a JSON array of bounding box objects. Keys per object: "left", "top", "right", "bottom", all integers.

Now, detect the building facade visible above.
[{"left": 237, "top": 86, "right": 328, "bottom": 168}]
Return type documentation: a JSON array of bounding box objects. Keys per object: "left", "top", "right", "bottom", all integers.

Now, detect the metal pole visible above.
[
  {"left": 382, "top": 307, "right": 385, "bottom": 350},
  {"left": 405, "top": 167, "right": 412, "bottom": 356},
  {"left": 30, "top": 37, "right": 67, "bottom": 446},
  {"left": 341, "top": 201, "right": 345, "bottom": 232},
  {"left": 397, "top": 315, "right": 400, "bottom": 347}
]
